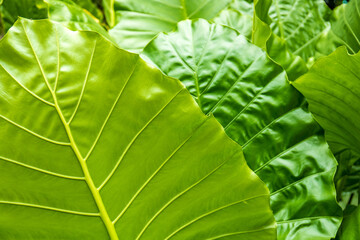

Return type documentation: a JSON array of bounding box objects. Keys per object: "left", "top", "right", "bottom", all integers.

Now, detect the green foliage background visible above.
[{"left": 0, "top": 0, "right": 359, "bottom": 239}]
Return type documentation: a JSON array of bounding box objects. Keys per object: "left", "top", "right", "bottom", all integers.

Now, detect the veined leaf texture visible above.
[
  {"left": 0, "top": 19, "right": 275, "bottom": 239},
  {"left": 142, "top": 19, "right": 342, "bottom": 240},
  {"left": 0, "top": 0, "right": 359, "bottom": 239}
]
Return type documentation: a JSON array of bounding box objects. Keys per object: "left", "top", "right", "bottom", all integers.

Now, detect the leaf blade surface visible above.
[{"left": 0, "top": 18, "right": 275, "bottom": 240}]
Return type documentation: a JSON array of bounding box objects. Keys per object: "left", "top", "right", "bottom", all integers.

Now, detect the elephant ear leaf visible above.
[
  {"left": 45, "top": 0, "right": 111, "bottom": 40},
  {"left": 312, "top": 0, "right": 360, "bottom": 61},
  {"left": 252, "top": 0, "right": 308, "bottom": 80},
  {"left": 0, "top": 18, "right": 276, "bottom": 239},
  {"left": 109, "top": 0, "right": 232, "bottom": 53},
  {"left": 294, "top": 47, "right": 360, "bottom": 158},
  {"left": 294, "top": 47, "right": 360, "bottom": 215},
  {"left": 213, "top": 0, "right": 254, "bottom": 40},
  {"left": 330, "top": 0, "right": 360, "bottom": 54},
  {"left": 142, "top": 19, "right": 342, "bottom": 240}
]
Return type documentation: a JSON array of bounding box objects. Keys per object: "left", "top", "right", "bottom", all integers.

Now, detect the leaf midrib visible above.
[
  {"left": 21, "top": 22, "right": 119, "bottom": 240},
  {"left": 54, "top": 99, "right": 118, "bottom": 240}
]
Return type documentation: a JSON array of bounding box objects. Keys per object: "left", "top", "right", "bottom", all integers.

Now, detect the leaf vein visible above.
[
  {"left": 68, "top": 37, "right": 98, "bottom": 125},
  {"left": 135, "top": 150, "right": 236, "bottom": 240},
  {"left": 254, "top": 135, "right": 315, "bottom": 173},
  {"left": 199, "top": 35, "right": 242, "bottom": 95},
  {"left": 0, "top": 114, "right": 70, "bottom": 146},
  {"left": 0, "top": 155, "right": 84, "bottom": 180},
  {"left": 165, "top": 194, "right": 269, "bottom": 239},
  {"left": 242, "top": 106, "right": 301, "bottom": 149},
  {"left": 0, "top": 64, "right": 54, "bottom": 107},
  {"left": 97, "top": 86, "right": 183, "bottom": 190},
  {"left": 0, "top": 201, "right": 99, "bottom": 217},
  {"left": 113, "top": 110, "right": 209, "bottom": 225},
  {"left": 209, "top": 226, "right": 275, "bottom": 239},
  {"left": 270, "top": 168, "right": 336, "bottom": 196},
  {"left": 224, "top": 71, "right": 283, "bottom": 130},
  {"left": 84, "top": 57, "right": 140, "bottom": 161},
  {"left": 207, "top": 54, "right": 262, "bottom": 114}
]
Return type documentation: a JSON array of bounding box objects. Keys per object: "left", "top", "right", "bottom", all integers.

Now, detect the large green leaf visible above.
[
  {"left": 109, "top": 0, "right": 231, "bottom": 52},
  {"left": 293, "top": 47, "right": 360, "bottom": 229},
  {"left": 252, "top": 0, "right": 307, "bottom": 80},
  {"left": 310, "top": 0, "right": 360, "bottom": 61},
  {"left": 0, "top": 18, "right": 276, "bottom": 239},
  {"left": 330, "top": 0, "right": 360, "bottom": 54},
  {"left": 45, "top": 0, "right": 111, "bottom": 39},
  {"left": 269, "top": 0, "right": 329, "bottom": 60},
  {"left": 142, "top": 19, "right": 342, "bottom": 240},
  {"left": 253, "top": 0, "right": 359, "bottom": 68},
  {"left": 213, "top": 0, "right": 254, "bottom": 40},
  {"left": 293, "top": 47, "right": 360, "bottom": 158}
]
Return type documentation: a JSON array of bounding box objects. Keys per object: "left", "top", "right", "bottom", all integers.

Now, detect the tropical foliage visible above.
[{"left": 0, "top": 0, "right": 358, "bottom": 239}]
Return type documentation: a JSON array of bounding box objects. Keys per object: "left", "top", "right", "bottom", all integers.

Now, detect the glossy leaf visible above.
[
  {"left": 293, "top": 47, "right": 360, "bottom": 157},
  {"left": 269, "top": 0, "right": 329, "bottom": 61},
  {"left": 253, "top": 0, "right": 356, "bottom": 68},
  {"left": 142, "top": 19, "right": 342, "bottom": 240},
  {"left": 252, "top": 0, "right": 308, "bottom": 80},
  {"left": 293, "top": 48, "right": 360, "bottom": 226},
  {"left": 109, "top": 0, "right": 231, "bottom": 52},
  {"left": 213, "top": 0, "right": 253, "bottom": 40},
  {"left": 0, "top": 18, "right": 276, "bottom": 239},
  {"left": 45, "top": 0, "right": 111, "bottom": 39},
  {"left": 311, "top": 0, "right": 360, "bottom": 61},
  {"left": 331, "top": 0, "right": 360, "bottom": 54}
]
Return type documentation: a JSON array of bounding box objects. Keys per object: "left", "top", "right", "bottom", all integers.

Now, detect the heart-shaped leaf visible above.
[
  {"left": 0, "top": 19, "right": 276, "bottom": 239},
  {"left": 142, "top": 19, "right": 342, "bottom": 240}
]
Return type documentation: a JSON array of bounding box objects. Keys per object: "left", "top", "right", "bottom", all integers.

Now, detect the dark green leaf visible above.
[
  {"left": 252, "top": 0, "right": 308, "bottom": 80},
  {"left": 142, "top": 19, "right": 342, "bottom": 240}
]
